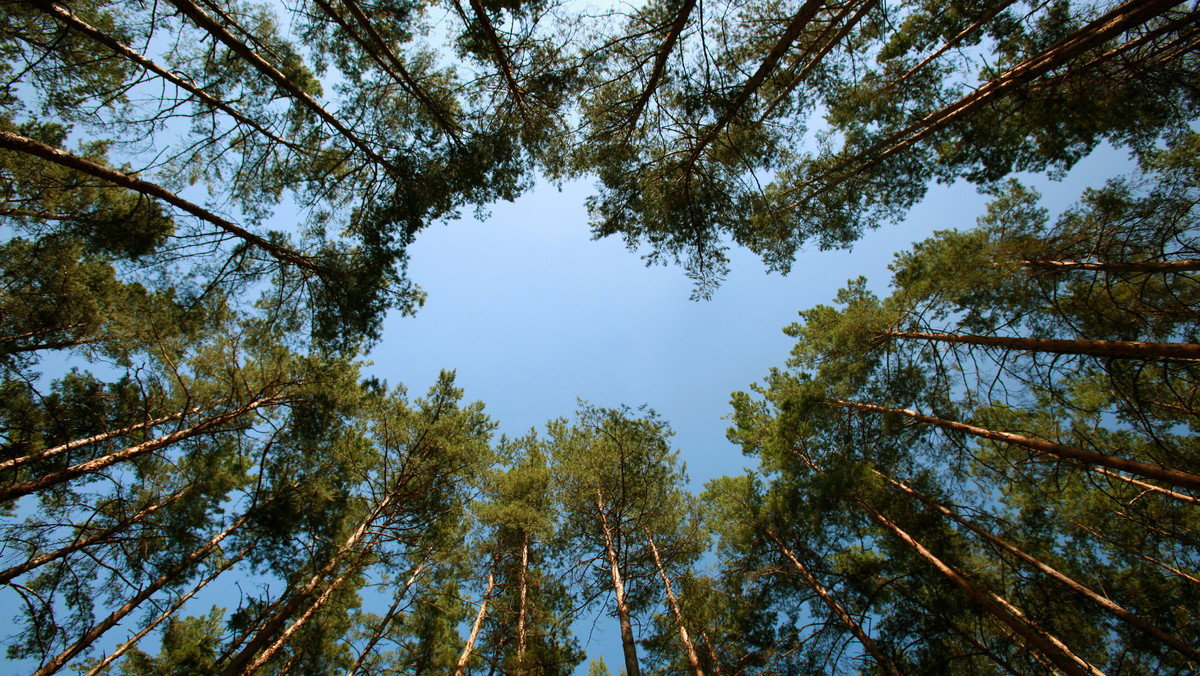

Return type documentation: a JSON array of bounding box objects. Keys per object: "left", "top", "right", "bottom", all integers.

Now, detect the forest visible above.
[{"left": 1, "top": 0, "right": 1198, "bottom": 673}]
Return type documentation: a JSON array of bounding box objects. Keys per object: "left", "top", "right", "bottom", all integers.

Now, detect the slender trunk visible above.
[
  {"left": 886, "top": 0, "right": 1019, "bottom": 91},
  {"left": 164, "top": 0, "right": 397, "bottom": 171},
  {"left": 460, "top": 0, "right": 530, "bottom": 117},
  {"left": 31, "top": 508, "right": 254, "bottom": 676},
  {"left": 857, "top": 499, "right": 1106, "bottom": 676},
  {"left": 765, "top": 530, "right": 900, "bottom": 676},
  {"left": 787, "top": 0, "right": 1179, "bottom": 208},
  {"left": 0, "top": 396, "right": 285, "bottom": 503},
  {"left": 1, "top": 407, "right": 201, "bottom": 474},
  {"left": 700, "top": 630, "right": 723, "bottom": 676},
  {"left": 0, "top": 335, "right": 102, "bottom": 354},
  {"left": 682, "top": 0, "right": 825, "bottom": 176},
  {"left": 646, "top": 532, "right": 705, "bottom": 676},
  {"left": 880, "top": 329, "right": 1200, "bottom": 361},
  {"left": 1066, "top": 518, "right": 1200, "bottom": 586},
  {"left": 83, "top": 545, "right": 252, "bottom": 676},
  {"left": 624, "top": 0, "right": 698, "bottom": 129},
  {"left": 1080, "top": 465, "right": 1200, "bottom": 506},
  {"left": 454, "top": 563, "right": 498, "bottom": 676},
  {"left": 515, "top": 530, "right": 530, "bottom": 676},
  {"left": 827, "top": 398, "right": 1200, "bottom": 491},
  {"left": 343, "top": 555, "right": 430, "bottom": 676},
  {"left": 218, "top": 485, "right": 401, "bottom": 676},
  {"left": 882, "top": 472, "right": 1200, "bottom": 663},
  {"left": 596, "top": 492, "right": 641, "bottom": 676},
  {"left": 1020, "top": 259, "right": 1200, "bottom": 273},
  {"left": 0, "top": 131, "right": 325, "bottom": 275},
  {"left": 33, "top": 0, "right": 299, "bottom": 150},
  {"left": 0, "top": 484, "right": 191, "bottom": 584}
]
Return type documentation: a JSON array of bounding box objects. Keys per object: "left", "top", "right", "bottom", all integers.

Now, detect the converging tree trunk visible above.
[
  {"left": 646, "top": 532, "right": 705, "bottom": 676},
  {"left": 879, "top": 329, "right": 1200, "bottom": 361}
]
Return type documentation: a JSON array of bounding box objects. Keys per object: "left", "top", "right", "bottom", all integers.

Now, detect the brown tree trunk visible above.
[
  {"left": 879, "top": 329, "right": 1200, "bottom": 361},
  {"left": 0, "top": 130, "right": 325, "bottom": 275},
  {"left": 623, "top": 0, "right": 698, "bottom": 128},
  {"left": 31, "top": 507, "right": 255, "bottom": 676},
  {"left": 1080, "top": 465, "right": 1200, "bottom": 506},
  {"left": 0, "top": 396, "right": 286, "bottom": 503},
  {"left": 164, "top": 0, "right": 397, "bottom": 171},
  {"left": 1066, "top": 518, "right": 1200, "bottom": 586},
  {"left": 827, "top": 398, "right": 1200, "bottom": 491},
  {"left": 343, "top": 555, "right": 431, "bottom": 676},
  {"left": 1019, "top": 259, "right": 1200, "bottom": 274},
  {"left": 764, "top": 530, "right": 900, "bottom": 676},
  {"left": 459, "top": 0, "right": 530, "bottom": 117},
  {"left": 881, "top": 472, "right": 1200, "bottom": 663},
  {"left": 646, "top": 532, "right": 705, "bottom": 676},
  {"left": 454, "top": 562, "right": 498, "bottom": 676},
  {"left": 0, "top": 484, "right": 191, "bottom": 584},
  {"left": 597, "top": 492, "right": 641, "bottom": 676},
  {"left": 515, "top": 530, "right": 530, "bottom": 676},
  {"left": 856, "top": 499, "right": 1106, "bottom": 676}
]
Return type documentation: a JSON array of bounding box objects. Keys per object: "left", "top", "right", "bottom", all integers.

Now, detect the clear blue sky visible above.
[{"left": 364, "top": 145, "right": 1133, "bottom": 671}]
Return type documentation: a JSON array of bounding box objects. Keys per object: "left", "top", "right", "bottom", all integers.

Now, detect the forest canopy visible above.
[{"left": 1, "top": 0, "right": 1198, "bottom": 674}]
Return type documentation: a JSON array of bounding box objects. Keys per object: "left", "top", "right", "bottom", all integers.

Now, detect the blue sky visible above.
[{"left": 364, "top": 144, "right": 1135, "bottom": 671}]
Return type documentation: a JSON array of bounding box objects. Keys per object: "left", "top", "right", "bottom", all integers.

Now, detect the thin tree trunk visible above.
[
  {"left": 459, "top": 0, "right": 530, "bottom": 117},
  {"left": 33, "top": 0, "right": 299, "bottom": 150},
  {"left": 0, "top": 335, "right": 103, "bottom": 354},
  {"left": 881, "top": 472, "right": 1200, "bottom": 663},
  {"left": 857, "top": 499, "right": 1106, "bottom": 676},
  {"left": 1080, "top": 464, "right": 1200, "bottom": 506},
  {"left": 0, "top": 396, "right": 285, "bottom": 503},
  {"left": 165, "top": 0, "right": 397, "bottom": 171},
  {"left": 82, "top": 545, "right": 252, "bottom": 676},
  {"left": 0, "top": 484, "right": 191, "bottom": 584},
  {"left": 1, "top": 406, "right": 202, "bottom": 474},
  {"left": 1019, "top": 259, "right": 1200, "bottom": 273},
  {"left": 343, "top": 555, "right": 430, "bottom": 676},
  {"left": 31, "top": 507, "right": 255, "bottom": 676},
  {"left": 623, "top": 0, "right": 698, "bottom": 129},
  {"left": 646, "top": 532, "right": 705, "bottom": 676},
  {"left": 827, "top": 398, "right": 1200, "bottom": 491},
  {"left": 1066, "top": 518, "right": 1200, "bottom": 586},
  {"left": 764, "top": 530, "right": 901, "bottom": 676},
  {"left": 515, "top": 530, "right": 530, "bottom": 676},
  {"left": 596, "top": 491, "right": 641, "bottom": 676},
  {"left": 880, "top": 329, "right": 1200, "bottom": 361},
  {"left": 454, "top": 562, "right": 498, "bottom": 676},
  {"left": 700, "top": 630, "right": 723, "bottom": 676},
  {"left": 0, "top": 130, "right": 325, "bottom": 275}
]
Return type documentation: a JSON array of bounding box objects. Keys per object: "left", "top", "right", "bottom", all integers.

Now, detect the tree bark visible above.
[
  {"left": 856, "top": 499, "right": 1107, "bottom": 676},
  {"left": 879, "top": 329, "right": 1200, "bottom": 361},
  {"left": 459, "top": 0, "right": 530, "bottom": 118},
  {"left": 342, "top": 554, "right": 430, "bottom": 676},
  {"left": 764, "top": 530, "right": 900, "bottom": 676},
  {"left": 0, "top": 130, "right": 325, "bottom": 275},
  {"left": 597, "top": 491, "right": 641, "bottom": 676},
  {"left": 0, "top": 395, "right": 285, "bottom": 503},
  {"left": 881, "top": 472, "right": 1200, "bottom": 664},
  {"left": 1066, "top": 518, "right": 1200, "bottom": 586},
  {"left": 454, "top": 562, "right": 498, "bottom": 676},
  {"left": 646, "top": 532, "right": 705, "bottom": 676},
  {"left": 827, "top": 398, "right": 1200, "bottom": 491},
  {"left": 623, "top": 0, "right": 698, "bottom": 129},
  {"left": 515, "top": 530, "right": 530, "bottom": 676},
  {"left": 1019, "top": 259, "right": 1200, "bottom": 273}
]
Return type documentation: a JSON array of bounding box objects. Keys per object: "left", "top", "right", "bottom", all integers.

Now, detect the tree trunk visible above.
[
  {"left": 454, "top": 563, "right": 498, "bottom": 676},
  {"left": 856, "top": 499, "right": 1106, "bottom": 676},
  {"left": 31, "top": 507, "right": 255, "bottom": 676},
  {"left": 343, "top": 555, "right": 430, "bottom": 676},
  {"left": 164, "top": 0, "right": 397, "bottom": 171},
  {"left": 0, "top": 130, "right": 325, "bottom": 275},
  {"left": 1020, "top": 259, "right": 1200, "bottom": 273},
  {"left": 0, "top": 484, "right": 191, "bottom": 584},
  {"left": 597, "top": 492, "right": 641, "bottom": 676},
  {"left": 1080, "top": 465, "right": 1200, "bottom": 506},
  {"left": 0, "top": 395, "right": 285, "bottom": 503},
  {"left": 646, "top": 532, "right": 705, "bottom": 676},
  {"left": 459, "top": 0, "right": 530, "bottom": 118},
  {"left": 1066, "top": 518, "right": 1200, "bottom": 586},
  {"left": 623, "top": 0, "right": 697, "bottom": 129},
  {"left": 764, "top": 530, "right": 900, "bottom": 676},
  {"left": 515, "top": 530, "right": 530, "bottom": 676},
  {"left": 879, "top": 329, "right": 1200, "bottom": 361},
  {"left": 83, "top": 545, "right": 252, "bottom": 676},
  {"left": 881, "top": 472, "right": 1200, "bottom": 663},
  {"left": 827, "top": 398, "right": 1200, "bottom": 491}
]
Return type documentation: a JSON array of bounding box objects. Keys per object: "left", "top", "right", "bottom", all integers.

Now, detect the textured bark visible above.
[
  {"left": 0, "top": 484, "right": 191, "bottom": 584},
  {"left": 0, "top": 130, "right": 325, "bottom": 274},
  {"left": 828, "top": 398, "right": 1200, "bottom": 491},
  {"left": 597, "top": 492, "right": 641, "bottom": 676},
  {"left": 765, "top": 530, "right": 900, "bottom": 676},
  {"left": 515, "top": 531, "right": 530, "bottom": 676},
  {"left": 165, "top": 0, "right": 396, "bottom": 169},
  {"left": 31, "top": 508, "right": 254, "bottom": 676},
  {"left": 880, "top": 329, "right": 1200, "bottom": 361},
  {"left": 646, "top": 532, "right": 705, "bottom": 676},
  {"left": 0, "top": 396, "right": 285, "bottom": 503},
  {"left": 882, "top": 472, "right": 1200, "bottom": 664},
  {"left": 857, "top": 499, "right": 1107, "bottom": 676}
]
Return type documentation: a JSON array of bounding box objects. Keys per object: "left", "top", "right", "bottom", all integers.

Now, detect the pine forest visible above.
[{"left": 1, "top": 0, "right": 1198, "bottom": 673}]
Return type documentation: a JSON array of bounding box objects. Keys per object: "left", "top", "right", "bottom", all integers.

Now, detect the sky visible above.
[{"left": 364, "top": 144, "right": 1136, "bottom": 670}]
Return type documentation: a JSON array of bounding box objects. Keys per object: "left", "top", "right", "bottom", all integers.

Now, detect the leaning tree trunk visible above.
[
  {"left": 596, "top": 491, "right": 641, "bottom": 676},
  {"left": 454, "top": 559, "right": 498, "bottom": 676},
  {"left": 343, "top": 554, "right": 431, "bottom": 676},
  {"left": 879, "top": 330, "right": 1200, "bottom": 361},
  {"left": 646, "top": 532, "right": 705, "bottom": 676},
  {"left": 827, "top": 398, "right": 1200, "bottom": 491}
]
